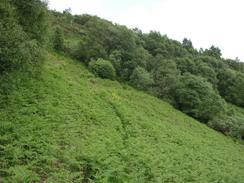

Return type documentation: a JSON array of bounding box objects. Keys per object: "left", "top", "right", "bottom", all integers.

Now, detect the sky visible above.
[{"left": 48, "top": 0, "right": 244, "bottom": 61}]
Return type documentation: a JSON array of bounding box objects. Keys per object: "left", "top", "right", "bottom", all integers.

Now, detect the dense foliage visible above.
[
  {"left": 53, "top": 27, "right": 65, "bottom": 51},
  {"left": 175, "top": 74, "right": 226, "bottom": 122},
  {"left": 1, "top": 0, "right": 244, "bottom": 138},
  {"left": 12, "top": 0, "right": 49, "bottom": 44},
  {"left": 88, "top": 58, "right": 116, "bottom": 80},
  {"left": 50, "top": 12, "right": 244, "bottom": 138},
  {"left": 130, "top": 66, "right": 153, "bottom": 90},
  {"left": 208, "top": 115, "right": 244, "bottom": 139},
  {"left": 1, "top": 2, "right": 244, "bottom": 181},
  {"left": 0, "top": 0, "right": 48, "bottom": 94},
  {"left": 1, "top": 53, "right": 244, "bottom": 182}
]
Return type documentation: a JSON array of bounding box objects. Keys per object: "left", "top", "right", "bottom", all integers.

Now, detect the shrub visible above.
[
  {"left": 208, "top": 115, "right": 244, "bottom": 138},
  {"left": 217, "top": 69, "right": 244, "bottom": 107},
  {"left": 130, "top": 67, "right": 153, "bottom": 90},
  {"left": 109, "top": 50, "right": 122, "bottom": 76},
  {"left": 53, "top": 27, "right": 65, "bottom": 51},
  {"left": 239, "top": 125, "right": 244, "bottom": 140},
  {"left": 175, "top": 74, "right": 226, "bottom": 122},
  {"left": 208, "top": 116, "right": 233, "bottom": 135},
  {"left": 88, "top": 59, "right": 116, "bottom": 80},
  {"left": 196, "top": 62, "right": 218, "bottom": 89},
  {"left": 152, "top": 59, "right": 179, "bottom": 105},
  {"left": 75, "top": 36, "right": 107, "bottom": 62},
  {"left": 12, "top": 0, "right": 49, "bottom": 44},
  {"left": 0, "top": 1, "right": 43, "bottom": 75}
]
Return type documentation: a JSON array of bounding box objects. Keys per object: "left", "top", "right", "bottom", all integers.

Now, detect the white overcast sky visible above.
[{"left": 48, "top": 0, "right": 244, "bottom": 61}]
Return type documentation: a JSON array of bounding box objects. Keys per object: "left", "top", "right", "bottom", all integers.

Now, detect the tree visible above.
[
  {"left": 63, "top": 8, "right": 72, "bottom": 15},
  {"left": 132, "top": 47, "right": 152, "bottom": 69},
  {"left": 196, "top": 62, "right": 218, "bottom": 89},
  {"left": 218, "top": 70, "right": 244, "bottom": 107},
  {"left": 224, "top": 58, "right": 244, "bottom": 73},
  {"left": 89, "top": 59, "right": 116, "bottom": 80},
  {"left": 175, "top": 74, "right": 226, "bottom": 122},
  {"left": 182, "top": 38, "right": 193, "bottom": 49},
  {"left": 217, "top": 69, "right": 244, "bottom": 107},
  {"left": 208, "top": 115, "right": 244, "bottom": 138},
  {"left": 152, "top": 59, "right": 179, "bottom": 104},
  {"left": 175, "top": 57, "right": 198, "bottom": 74},
  {"left": 217, "top": 69, "right": 236, "bottom": 99},
  {"left": 182, "top": 38, "right": 196, "bottom": 54},
  {"left": 203, "top": 46, "right": 222, "bottom": 59},
  {"left": 12, "top": 0, "right": 49, "bottom": 44},
  {"left": 0, "top": 0, "right": 42, "bottom": 75},
  {"left": 63, "top": 8, "right": 73, "bottom": 24},
  {"left": 53, "top": 27, "right": 65, "bottom": 51},
  {"left": 76, "top": 35, "right": 107, "bottom": 62},
  {"left": 198, "top": 56, "right": 226, "bottom": 72},
  {"left": 130, "top": 67, "right": 153, "bottom": 90},
  {"left": 230, "top": 73, "right": 244, "bottom": 107},
  {"left": 109, "top": 50, "right": 123, "bottom": 76},
  {"left": 0, "top": 1, "right": 25, "bottom": 73}
]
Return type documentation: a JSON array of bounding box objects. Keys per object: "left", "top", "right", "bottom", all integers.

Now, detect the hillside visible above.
[
  {"left": 1, "top": 53, "right": 244, "bottom": 182},
  {"left": 51, "top": 12, "right": 244, "bottom": 139}
]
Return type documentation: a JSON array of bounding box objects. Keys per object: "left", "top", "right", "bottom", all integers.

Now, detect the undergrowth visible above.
[{"left": 1, "top": 53, "right": 244, "bottom": 182}]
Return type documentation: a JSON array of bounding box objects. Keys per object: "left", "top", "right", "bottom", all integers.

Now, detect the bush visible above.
[
  {"left": 53, "top": 27, "right": 65, "bottom": 51},
  {"left": 196, "top": 62, "right": 218, "bottom": 88},
  {"left": 152, "top": 59, "right": 179, "bottom": 105},
  {"left": 208, "top": 116, "right": 233, "bottom": 135},
  {"left": 0, "top": 20, "right": 26, "bottom": 74},
  {"left": 239, "top": 125, "right": 244, "bottom": 140},
  {"left": 12, "top": 0, "right": 49, "bottom": 44},
  {"left": 88, "top": 59, "right": 116, "bottom": 80},
  {"left": 218, "top": 69, "right": 244, "bottom": 107},
  {"left": 0, "top": 1, "right": 43, "bottom": 75},
  {"left": 75, "top": 36, "right": 107, "bottom": 62},
  {"left": 130, "top": 67, "right": 153, "bottom": 90},
  {"left": 175, "top": 73, "right": 226, "bottom": 122},
  {"left": 208, "top": 115, "right": 244, "bottom": 139}
]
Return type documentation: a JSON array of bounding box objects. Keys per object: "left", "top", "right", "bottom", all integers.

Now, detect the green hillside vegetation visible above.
[
  {"left": 51, "top": 11, "right": 244, "bottom": 139},
  {"left": 1, "top": 0, "right": 244, "bottom": 182},
  {"left": 1, "top": 53, "right": 244, "bottom": 182}
]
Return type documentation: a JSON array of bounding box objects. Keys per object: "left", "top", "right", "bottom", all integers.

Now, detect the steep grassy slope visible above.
[{"left": 1, "top": 53, "right": 244, "bottom": 182}]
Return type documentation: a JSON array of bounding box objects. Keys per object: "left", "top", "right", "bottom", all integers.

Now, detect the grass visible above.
[{"left": 1, "top": 52, "right": 244, "bottom": 182}]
